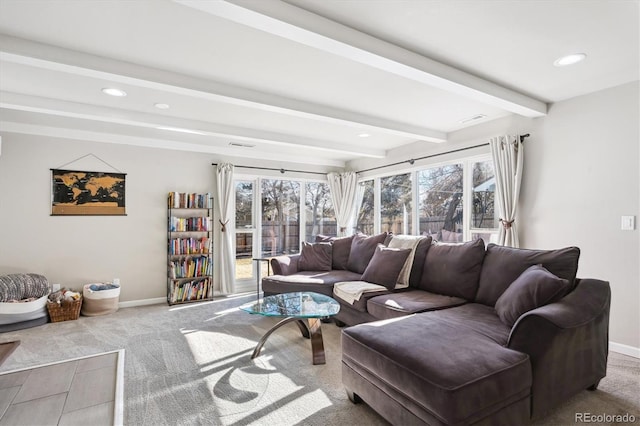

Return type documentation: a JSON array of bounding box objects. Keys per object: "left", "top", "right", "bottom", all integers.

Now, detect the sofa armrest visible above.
[
  {"left": 507, "top": 278, "right": 610, "bottom": 419},
  {"left": 270, "top": 254, "right": 301, "bottom": 276}
]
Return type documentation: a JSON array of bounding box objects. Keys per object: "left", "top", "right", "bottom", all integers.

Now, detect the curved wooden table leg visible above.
[
  {"left": 251, "top": 317, "right": 302, "bottom": 359},
  {"left": 251, "top": 316, "right": 326, "bottom": 364},
  {"left": 307, "top": 318, "right": 326, "bottom": 365}
]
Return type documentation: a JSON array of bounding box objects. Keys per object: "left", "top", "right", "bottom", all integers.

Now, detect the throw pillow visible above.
[
  {"left": 361, "top": 245, "right": 412, "bottom": 290},
  {"left": 495, "top": 264, "right": 572, "bottom": 326},
  {"left": 315, "top": 234, "right": 354, "bottom": 270},
  {"left": 347, "top": 232, "right": 389, "bottom": 274},
  {"left": 387, "top": 235, "right": 427, "bottom": 289},
  {"left": 476, "top": 244, "right": 580, "bottom": 306},
  {"left": 298, "top": 242, "right": 333, "bottom": 272}
]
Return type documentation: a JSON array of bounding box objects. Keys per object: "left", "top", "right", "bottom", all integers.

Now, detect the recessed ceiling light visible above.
[
  {"left": 156, "top": 126, "right": 205, "bottom": 135},
  {"left": 101, "top": 88, "right": 127, "bottom": 97},
  {"left": 358, "top": 133, "right": 370, "bottom": 138},
  {"left": 459, "top": 114, "right": 487, "bottom": 124},
  {"left": 154, "top": 103, "right": 170, "bottom": 109},
  {"left": 553, "top": 53, "right": 587, "bottom": 67}
]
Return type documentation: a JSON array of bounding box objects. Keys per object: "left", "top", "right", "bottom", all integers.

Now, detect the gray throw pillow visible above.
[
  {"left": 495, "top": 264, "right": 571, "bottom": 326},
  {"left": 361, "top": 245, "right": 412, "bottom": 290},
  {"left": 347, "top": 232, "right": 389, "bottom": 274},
  {"left": 315, "top": 234, "right": 354, "bottom": 270},
  {"left": 298, "top": 242, "right": 333, "bottom": 272}
]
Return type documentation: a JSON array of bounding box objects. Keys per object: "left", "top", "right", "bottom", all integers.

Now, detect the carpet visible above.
[
  {"left": 0, "top": 294, "right": 638, "bottom": 425},
  {"left": 0, "top": 340, "right": 19, "bottom": 366},
  {"left": 0, "top": 349, "right": 124, "bottom": 426}
]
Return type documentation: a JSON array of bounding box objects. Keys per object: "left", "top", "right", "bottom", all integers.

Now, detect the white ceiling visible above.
[{"left": 0, "top": 0, "right": 638, "bottom": 167}]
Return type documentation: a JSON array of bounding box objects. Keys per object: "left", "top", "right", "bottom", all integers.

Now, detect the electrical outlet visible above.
[{"left": 52, "top": 283, "right": 61, "bottom": 291}]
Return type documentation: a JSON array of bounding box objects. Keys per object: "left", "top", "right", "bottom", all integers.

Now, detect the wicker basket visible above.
[{"left": 47, "top": 297, "right": 82, "bottom": 322}]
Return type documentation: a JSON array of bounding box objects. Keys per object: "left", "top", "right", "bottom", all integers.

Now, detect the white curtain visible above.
[
  {"left": 216, "top": 163, "right": 235, "bottom": 294},
  {"left": 490, "top": 135, "right": 524, "bottom": 247},
  {"left": 327, "top": 172, "right": 358, "bottom": 237}
]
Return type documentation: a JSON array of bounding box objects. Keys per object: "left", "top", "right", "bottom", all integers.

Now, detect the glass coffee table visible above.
[{"left": 240, "top": 292, "right": 340, "bottom": 365}]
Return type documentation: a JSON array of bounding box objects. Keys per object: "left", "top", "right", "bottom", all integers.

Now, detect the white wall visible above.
[
  {"left": 521, "top": 81, "right": 639, "bottom": 349},
  {"left": 0, "top": 133, "right": 337, "bottom": 302}
]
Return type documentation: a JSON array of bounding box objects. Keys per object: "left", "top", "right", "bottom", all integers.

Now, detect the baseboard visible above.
[
  {"left": 609, "top": 341, "right": 640, "bottom": 358},
  {"left": 118, "top": 297, "right": 166, "bottom": 308}
]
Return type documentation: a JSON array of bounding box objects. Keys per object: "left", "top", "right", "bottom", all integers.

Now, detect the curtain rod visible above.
[
  {"left": 211, "top": 163, "right": 327, "bottom": 176},
  {"left": 356, "top": 134, "right": 530, "bottom": 175}
]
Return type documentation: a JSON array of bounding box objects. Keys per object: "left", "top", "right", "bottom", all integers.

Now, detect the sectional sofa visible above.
[{"left": 262, "top": 233, "right": 611, "bottom": 425}]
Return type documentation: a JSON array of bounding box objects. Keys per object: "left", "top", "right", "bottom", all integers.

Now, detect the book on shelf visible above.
[
  {"left": 169, "top": 237, "right": 210, "bottom": 255},
  {"left": 169, "top": 217, "right": 212, "bottom": 232},
  {"left": 168, "top": 192, "right": 212, "bottom": 209},
  {"left": 168, "top": 255, "right": 212, "bottom": 279},
  {"left": 170, "top": 277, "right": 211, "bottom": 303}
]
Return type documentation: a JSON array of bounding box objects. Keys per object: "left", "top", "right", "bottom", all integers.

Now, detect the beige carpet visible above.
[{"left": 0, "top": 294, "right": 638, "bottom": 425}]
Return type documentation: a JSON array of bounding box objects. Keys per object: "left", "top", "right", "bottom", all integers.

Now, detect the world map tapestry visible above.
[{"left": 51, "top": 169, "right": 126, "bottom": 215}]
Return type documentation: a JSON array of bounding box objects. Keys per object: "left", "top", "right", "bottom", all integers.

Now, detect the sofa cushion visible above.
[
  {"left": 408, "top": 236, "right": 432, "bottom": 288},
  {"left": 342, "top": 306, "right": 531, "bottom": 425},
  {"left": 361, "top": 245, "right": 411, "bottom": 290},
  {"left": 495, "top": 264, "right": 571, "bottom": 326},
  {"left": 476, "top": 244, "right": 580, "bottom": 306},
  {"left": 418, "top": 239, "right": 486, "bottom": 300},
  {"left": 298, "top": 242, "right": 332, "bottom": 272},
  {"left": 366, "top": 289, "right": 466, "bottom": 320},
  {"left": 315, "top": 234, "right": 354, "bottom": 270},
  {"left": 347, "top": 232, "right": 389, "bottom": 274},
  {"left": 262, "top": 270, "right": 362, "bottom": 297}
]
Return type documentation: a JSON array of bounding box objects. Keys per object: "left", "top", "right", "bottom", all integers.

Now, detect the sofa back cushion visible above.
[
  {"left": 298, "top": 242, "right": 333, "bottom": 272},
  {"left": 409, "top": 236, "right": 432, "bottom": 287},
  {"left": 476, "top": 244, "right": 580, "bottom": 306},
  {"left": 418, "top": 239, "right": 486, "bottom": 300},
  {"left": 387, "top": 235, "right": 430, "bottom": 289},
  {"left": 347, "top": 232, "right": 389, "bottom": 274},
  {"left": 494, "top": 264, "right": 571, "bottom": 326},
  {"left": 315, "top": 234, "right": 354, "bottom": 270},
  {"left": 361, "top": 244, "right": 412, "bottom": 290}
]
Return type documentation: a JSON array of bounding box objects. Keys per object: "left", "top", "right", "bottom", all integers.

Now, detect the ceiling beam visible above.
[
  {"left": 0, "top": 91, "right": 386, "bottom": 158},
  {"left": 0, "top": 120, "right": 346, "bottom": 167},
  {"left": 0, "top": 34, "right": 446, "bottom": 143},
  {"left": 177, "top": 0, "right": 547, "bottom": 118}
]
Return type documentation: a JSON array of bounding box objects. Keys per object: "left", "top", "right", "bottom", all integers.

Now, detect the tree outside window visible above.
[
  {"left": 418, "top": 164, "right": 463, "bottom": 242},
  {"left": 380, "top": 173, "right": 412, "bottom": 235},
  {"left": 356, "top": 180, "right": 374, "bottom": 235},
  {"left": 261, "top": 179, "right": 300, "bottom": 256},
  {"left": 305, "top": 182, "right": 336, "bottom": 242}
]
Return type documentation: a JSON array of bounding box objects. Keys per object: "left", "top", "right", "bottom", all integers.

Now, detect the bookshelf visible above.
[{"left": 167, "top": 192, "right": 214, "bottom": 305}]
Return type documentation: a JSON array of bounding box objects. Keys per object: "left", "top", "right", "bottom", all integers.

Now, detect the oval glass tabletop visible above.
[{"left": 240, "top": 291, "right": 340, "bottom": 318}]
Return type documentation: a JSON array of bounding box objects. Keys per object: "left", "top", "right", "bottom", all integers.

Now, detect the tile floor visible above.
[{"left": 0, "top": 352, "right": 118, "bottom": 426}]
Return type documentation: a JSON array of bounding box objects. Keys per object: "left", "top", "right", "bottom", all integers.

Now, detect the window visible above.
[
  {"left": 261, "top": 179, "right": 300, "bottom": 256},
  {"left": 305, "top": 182, "right": 335, "bottom": 242},
  {"left": 380, "top": 173, "right": 412, "bottom": 235},
  {"left": 356, "top": 180, "right": 374, "bottom": 235},
  {"left": 235, "top": 181, "right": 254, "bottom": 281},
  {"left": 470, "top": 159, "right": 498, "bottom": 243},
  {"left": 418, "top": 164, "right": 463, "bottom": 242}
]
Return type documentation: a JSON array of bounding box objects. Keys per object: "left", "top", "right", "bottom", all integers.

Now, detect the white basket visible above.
[{"left": 81, "top": 284, "right": 120, "bottom": 316}]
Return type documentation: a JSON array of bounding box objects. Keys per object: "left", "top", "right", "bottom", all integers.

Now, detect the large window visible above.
[
  {"left": 235, "top": 181, "right": 254, "bottom": 281},
  {"left": 380, "top": 173, "right": 412, "bottom": 235},
  {"left": 356, "top": 180, "right": 374, "bottom": 235},
  {"left": 261, "top": 179, "right": 300, "bottom": 256},
  {"left": 470, "top": 159, "right": 498, "bottom": 243},
  {"left": 418, "top": 164, "right": 463, "bottom": 242},
  {"left": 305, "top": 182, "right": 335, "bottom": 242}
]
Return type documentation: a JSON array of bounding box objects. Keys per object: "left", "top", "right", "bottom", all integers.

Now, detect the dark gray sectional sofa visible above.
[{"left": 262, "top": 233, "right": 611, "bottom": 425}]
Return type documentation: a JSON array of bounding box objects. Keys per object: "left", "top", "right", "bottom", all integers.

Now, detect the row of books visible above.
[
  {"left": 169, "top": 278, "right": 212, "bottom": 303},
  {"left": 169, "top": 217, "right": 212, "bottom": 232},
  {"left": 168, "top": 192, "right": 212, "bottom": 209},
  {"left": 169, "top": 237, "right": 210, "bottom": 255},
  {"left": 169, "top": 255, "right": 212, "bottom": 279}
]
